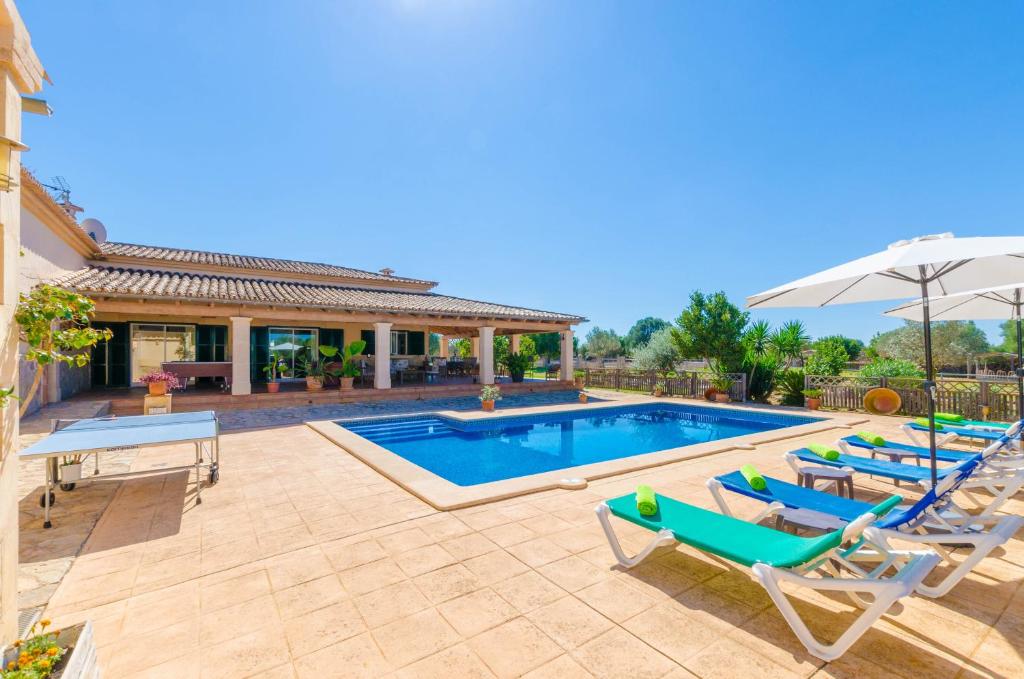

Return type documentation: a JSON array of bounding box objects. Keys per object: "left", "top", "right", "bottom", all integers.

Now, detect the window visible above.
[
  {"left": 130, "top": 323, "right": 196, "bottom": 384},
  {"left": 390, "top": 331, "right": 408, "bottom": 355}
]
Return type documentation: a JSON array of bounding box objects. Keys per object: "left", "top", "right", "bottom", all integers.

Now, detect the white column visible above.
[
  {"left": 479, "top": 327, "right": 495, "bottom": 385},
  {"left": 230, "top": 317, "right": 252, "bottom": 395},
  {"left": 510, "top": 334, "right": 521, "bottom": 354},
  {"left": 560, "top": 330, "right": 574, "bottom": 381},
  {"left": 439, "top": 335, "right": 449, "bottom": 358},
  {"left": 374, "top": 322, "right": 392, "bottom": 389}
]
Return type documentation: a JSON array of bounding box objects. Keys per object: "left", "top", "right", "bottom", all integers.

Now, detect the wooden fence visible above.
[
  {"left": 583, "top": 369, "right": 748, "bottom": 402},
  {"left": 805, "top": 374, "right": 1021, "bottom": 421}
]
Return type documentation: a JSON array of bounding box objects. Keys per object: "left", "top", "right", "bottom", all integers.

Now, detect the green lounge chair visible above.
[{"left": 595, "top": 492, "right": 939, "bottom": 661}]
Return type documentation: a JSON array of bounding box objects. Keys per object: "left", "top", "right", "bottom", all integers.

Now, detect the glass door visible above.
[
  {"left": 130, "top": 323, "right": 196, "bottom": 384},
  {"left": 269, "top": 327, "right": 318, "bottom": 379}
]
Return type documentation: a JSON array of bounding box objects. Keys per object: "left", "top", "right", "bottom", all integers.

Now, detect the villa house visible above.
[{"left": 18, "top": 169, "right": 583, "bottom": 410}]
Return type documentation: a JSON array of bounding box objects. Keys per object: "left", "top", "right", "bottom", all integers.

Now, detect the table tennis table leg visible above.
[
  {"left": 43, "top": 458, "right": 54, "bottom": 529},
  {"left": 94, "top": 451, "right": 100, "bottom": 476},
  {"left": 195, "top": 442, "right": 202, "bottom": 505}
]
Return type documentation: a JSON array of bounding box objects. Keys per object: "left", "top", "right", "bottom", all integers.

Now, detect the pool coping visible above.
[{"left": 306, "top": 397, "right": 870, "bottom": 510}]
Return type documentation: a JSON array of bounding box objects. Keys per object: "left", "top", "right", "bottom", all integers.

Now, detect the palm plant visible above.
[{"left": 770, "top": 320, "right": 809, "bottom": 369}]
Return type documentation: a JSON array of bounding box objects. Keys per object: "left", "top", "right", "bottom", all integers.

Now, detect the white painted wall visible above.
[{"left": 17, "top": 207, "right": 88, "bottom": 293}]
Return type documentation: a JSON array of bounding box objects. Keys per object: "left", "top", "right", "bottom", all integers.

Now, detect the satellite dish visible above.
[{"left": 80, "top": 218, "right": 107, "bottom": 244}]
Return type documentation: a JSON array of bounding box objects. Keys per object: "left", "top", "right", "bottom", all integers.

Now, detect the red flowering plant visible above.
[
  {"left": 1, "top": 619, "right": 67, "bottom": 678},
  {"left": 138, "top": 370, "right": 180, "bottom": 389}
]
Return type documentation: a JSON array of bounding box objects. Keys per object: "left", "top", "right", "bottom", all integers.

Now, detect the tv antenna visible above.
[{"left": 41, "top": 176, "right": 72, "bottom": 205}]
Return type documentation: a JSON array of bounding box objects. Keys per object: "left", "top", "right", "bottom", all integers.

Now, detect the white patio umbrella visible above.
[
  {"left": 884, "top": 283, "right": 1024, "bottom": 421},
  {"left": 747, "top": 232, "right": 1024, "bottom": 486}
]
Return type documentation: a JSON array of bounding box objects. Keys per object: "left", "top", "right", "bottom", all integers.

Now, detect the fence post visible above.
[
  {"left": 740, "top": 373, "right": 747, "bottom": 401},
  {"left": 690, "top": 371, "right": 698, "bottom": 398},
  {"left": 584, "top": 368, "right": 590, "bottom": 388}
]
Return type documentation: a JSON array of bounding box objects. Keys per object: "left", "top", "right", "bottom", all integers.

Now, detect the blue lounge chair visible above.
[
  {"left": 838, "top": 435, "right": 977, "bottom": 464},
  {"left": 595, "top": 492, "right": 938, "bottom": 661},
  {"left": 786, "top": 447, "right": 973, "bottom": 484},
  {"left": 902, "top": 419, "right": 1021, "bottom": 448},
  {"left": 706, "top": 461, "right": 1022, "bottom": 598}
]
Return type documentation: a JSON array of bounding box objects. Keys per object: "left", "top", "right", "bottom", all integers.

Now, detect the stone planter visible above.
[
  {"left": 2, "top": 621, "right": 99, "bottom": 679},
  {"left": 147, "top": 381, "right": 167, "bottom": 396},
  {"left": 714, "top": 393, "right": 731, "bottom": 404}
]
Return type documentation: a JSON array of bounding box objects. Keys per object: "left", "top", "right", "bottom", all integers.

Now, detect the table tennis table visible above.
[{"left": 19, "top": 410, "right": 220, "bottom": 529}]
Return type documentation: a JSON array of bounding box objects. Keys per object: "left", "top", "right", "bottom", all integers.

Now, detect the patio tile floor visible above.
[{"left": 14, "top": 393, "right": 1024, "bottom": 677}]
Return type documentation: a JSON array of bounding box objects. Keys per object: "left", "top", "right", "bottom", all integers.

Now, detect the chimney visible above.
[{"left": 379, "top": 267, "right": 395, "bottom": 277}]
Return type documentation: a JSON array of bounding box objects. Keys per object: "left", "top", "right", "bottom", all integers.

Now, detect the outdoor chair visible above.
[
  {"left": 595, "top": 491, "right": 938, "bottom": 661},
  {"left": 707, "top": 462, "right": 1022, "bottom": 598},
  {"left": 902, "top": 418, "right": 1022, "bottom": 448}
]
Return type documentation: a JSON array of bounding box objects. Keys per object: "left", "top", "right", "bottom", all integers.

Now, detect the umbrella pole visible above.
[
  {"left": 919, "top": 272, "right": 939, "bottom": 488},
  {"left": 1016, "top": 290, "right": 1023, "bottom": 422}
]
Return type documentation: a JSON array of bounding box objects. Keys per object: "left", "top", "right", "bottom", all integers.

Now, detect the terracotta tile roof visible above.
[
  {"left": 57, "top": 266, "right": 584, "bottom": 323},
  {"left": 98, "top": 242, "right": 437, "bottom": 287}
]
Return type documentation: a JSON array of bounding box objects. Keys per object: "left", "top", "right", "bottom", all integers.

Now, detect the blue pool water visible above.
[{"left": 336, "top": 403, "right": 819, "bottom": 486}]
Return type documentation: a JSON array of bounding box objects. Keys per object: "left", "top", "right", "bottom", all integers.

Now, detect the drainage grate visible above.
[{"left": 17, "top": 607, "right": 42, "bottom": 639}]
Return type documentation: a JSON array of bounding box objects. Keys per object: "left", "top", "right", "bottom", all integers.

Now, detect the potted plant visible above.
[
  {"left": 59, "top": 454, "right": 84, "bottom": 491},
  {"left": 262, "top": 360, "right": 286, "bottom": 393},
  {"left": 711, "top": 374, "right": 734, "bottom": 403},
  {"left": 804, "top": 388, "right": 823, "bottom": 410},
  {"left": 325, "top": 340, "right": 367, "bottom": 391},
  {"left": 500, "top": 352, "right": 533, "bottom": 383},
  {"left": 480, "top": 385, "right": 501, "bottom": 412},
  {"left": 653, "top": 381, "right": 666, "bottom": 397},
  {"left": 139, "top": 370, "right": 179, "bottom": 396},
  {"left": 578, "top": 390, "right": 588, "bottom": 404},
  {"left": 0, "top": 617, "right": 98, "bottom": 679},
  {"left": 297, "top": 352, "right": 325, "bottom": 391}
]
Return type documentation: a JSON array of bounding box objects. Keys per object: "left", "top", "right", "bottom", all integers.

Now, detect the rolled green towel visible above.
[
  {"left": 856, "top": 431, "right": 886, "bottom": 447},
  {"left": 934, "top": 412, "right": 963, "bottom": 423},
  {"left": 740, "top": 464, "right": 767, "bottom": 491},
  {"left": 636, "top": 485, "right": 658, "bottom": 516},
  {"left": 808, "top": 443, "right": 840, "bottom": 461},
  {"left": 914, "top": 418, "right": 943, "bottom": 430}
]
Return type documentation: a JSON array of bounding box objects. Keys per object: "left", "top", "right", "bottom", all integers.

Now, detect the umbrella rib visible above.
[
  {"left": 819, "top": 274, "right": 871, "bottom": 307},
  {"left": 747, "top": 288, "right": 794, "bottom": 308},
  {"left": 926, "top": 259, "right": 971, "bottom": 283},
  {"left": 929, "top": 295, "right": 981, "bottom": 320}
]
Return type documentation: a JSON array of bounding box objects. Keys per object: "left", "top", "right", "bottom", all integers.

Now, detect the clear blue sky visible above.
[{"left": 19, "top": 1, "right": 1023, "bottom": 344}]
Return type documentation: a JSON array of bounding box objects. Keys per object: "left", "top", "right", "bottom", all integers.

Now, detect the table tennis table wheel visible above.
[
  {"left": 39, "top": 491, "right": 55, "bottom": 508},
  {"left": 208, "top": 467, "right": 220, "bottom": 484},
  {"left": 60, "top": 482, "right": 77, "bottom": 492}
]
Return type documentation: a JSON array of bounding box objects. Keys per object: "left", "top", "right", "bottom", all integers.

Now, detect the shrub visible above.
[
  {"left": 860, "top": 358, "right": 924, "bottom": 378},
  {"left": 480, "top": 385, "right": 502, "bottom": 402},
  {"left": 631, "top": 328, "right": 678, "bottom": 375},
  {"left": 744, "top": 353, "right": 781, "bottom": 402},
  {"left": 804, "top": 338, "right": 849, "bottom": 376},
  {"left": 500, "top": 352, "right": 533, "bottom": 383},
  {"left": 777, "top": 369, "right": 806, "bottom": 406}
]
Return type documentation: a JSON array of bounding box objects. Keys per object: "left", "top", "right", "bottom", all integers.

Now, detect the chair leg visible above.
[
  {"left": 751, "top": 552, "right": 939, "bottom": 661},
  {"left": 594, "top": 504, "right": 675, "bottom": 568}
]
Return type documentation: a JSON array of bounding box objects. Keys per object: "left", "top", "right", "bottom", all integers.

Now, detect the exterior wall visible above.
[
  {"left": 0, "top": 0, "right": 46, "bottom": 644},
  {"left": 18, "top": 206, "right": 88, "bottom": 291}
]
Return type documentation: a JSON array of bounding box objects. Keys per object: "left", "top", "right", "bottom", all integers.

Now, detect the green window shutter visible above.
[
  {"left": 214, "top": 326, "right": 227, "bottom": 361},
  {"left": 91, "top": 322, "right": 129, "bottom": 387},
  {"left": 407, "top": 331, "right": 425, "bottom": 355},
  {"left": 361, "top": 330, "right": 375, "bottom": 355},
  {"left": 250, "top": 327, "right": 269, "bottom": 382},
  {"left": 196, "top": 326, "right": 214, "bottom": 362},
  {"left": 319, "top": 329, "right": 344, "bottom": 352}
]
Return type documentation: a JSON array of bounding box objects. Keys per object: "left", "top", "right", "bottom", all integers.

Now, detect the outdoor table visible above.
[
  {"left": 773, "top": 507, "right": 847, "bottom": 534},
  {"left": 796, "top": 466, "right": 854, "bottom": 498},
  {"left": 19, "top": 411, "right": 220, "bottom": 529}
]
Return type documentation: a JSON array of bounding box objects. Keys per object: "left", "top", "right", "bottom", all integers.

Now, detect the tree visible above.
[
  {"left": 624, "top": 317, "right": 670, "bottom": 352},
  {"left": 529, "top": 333, "right": 561, "bottom": 361},
  {"left": 870, "top": 320, "right": 989, "bottom": 371},
  {"left": 804, "top": 338, "right": 849, "bottom": 376},
  {"left": 16, "top": 285, "right": 111, "bottom": 416},
  {"left": 860, "top": 358, "right": 924, "bottom": 378},
  {"left": 429, "top": 333, "right": 441, "bottom": 356},
  {"left": 450, "top": 338, "right": 472, "bottom": 358},
  {"left": 631, "top": 328, "right": 679, "bottom": 375},
  {"left": 769, "top": 320, "right": 809, "bottom": 369},
  {"left": 493, "top": 335, "right": 537, "bottom": 368},
  {"left": 814, "top": 335, "right": 864, "bottom": 361},
  {"left": 671, "top": 291, "right": 749, "bottom": 372},
  {"left": 582, "top": 327, "right": 623, "bottom": 358},
  {"left": 997, "top": 319, "right": 1020, "bottom": 354}
]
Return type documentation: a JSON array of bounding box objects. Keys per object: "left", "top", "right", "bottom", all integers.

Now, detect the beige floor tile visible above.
[
  {"left": 121, "top": 653, "right": 201, "bottom": 679},
  {"left": 537, "top": 555, "right": 612, "bottom": 592},
  {"left": 576, "top": 577, "right": 657, "bottom": 623},
  {"left": 273, "top": 573, "right": 347, "bottom": 620},
  {"left": 337, "top": 557, "right": 407, "bottom": 596},
  {"left": 437, "top": 587, "right": 519, "bottom": 637},
  {"left": 572, "top": 627, "right": 678, "bottom": 679},
  {"left": 321, "top": 538, "right": 388, "bottom": 572},
  {"left": 442, "top": 532, "right": 500, "bottom": 560},
  {"left": 526, "top": 596, "right": 615, "bottom": 650},
  {"left": 284, "top": 599, "right": 365, "bottom": 657},
  {"left": 507, "top": 536, "right": 573, "bottom": 568},
  {"left": 371, "top": 607, "right": 462, "bottom": 667},
  {"left": 463, "top": 549, "right": 530, "bottom": 585},
  {"left": 395, "top": 643, "right": 497, "bottom": 679},
  {"left": 414, "top": 564, "right": 482, "bottom": 604},
  {"left": 622, "top": 600, "right": 725, "bottom": 665},
  {"left": 199, "top": 625, "right": 291, "bottom": 679},
  {"left": 521, "top": 654, "right": 595, "bottom": 679},
  {"left": 378, "top": 526, "right": 435, "bottom": 555},
  {"left": 353, "top": 580, "right": 431, "bottom": 628},
  {"left": 265, "top": 546, "right": 334, "bottom": 591},
  {"left": 683, "top": 636, "right": 804, "bottom": 679},
  {"left": 200, "top": 569, "right": 271, "bottom": 612},
  {"left": 200, "top": 593, "right": 281, "bottom": 647},
  {"left": 293, "top": 632, "right": 392, "bottom": 679},
  {"left": 481, "top": 521, "right": 539, "bottom": 547},
  {"left": 469, "top": 617, "right": 563, "bottom": 678},
  {"left": 394, "top": 543, "right": 457, "bottom": 577},
  {"left": 121, "top": 581, "right": 201, "bottom": 636},
  {"left": 492, "top": 571, "right": 566, "bottom": 613},
  {"left": 106, "top": 617, "right": 200, "bottom": 677}
]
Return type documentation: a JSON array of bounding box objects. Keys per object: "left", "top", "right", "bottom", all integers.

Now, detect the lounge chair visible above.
[
  {"left": 838, "top": 434, "right": 989, "bottom": 464},
  {"left": 595, "top": 492, "right": 938, "bottom": 661},
  {"left": 786, "top": 446, "right": 1024, "bottom": 523},
  {"left": 707, "top": 463, "right": 1023, "bottom": 598},
  {"left": 902, "top": 419, "right": 1021, "bottom": 448},
  {"left": 934, "top": 413, "right": 1012, "bottom": 430}
]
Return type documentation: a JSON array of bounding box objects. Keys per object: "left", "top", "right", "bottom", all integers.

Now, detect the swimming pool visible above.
[{"left": 335, "top": 403, "right": 820, "bottom": 486}]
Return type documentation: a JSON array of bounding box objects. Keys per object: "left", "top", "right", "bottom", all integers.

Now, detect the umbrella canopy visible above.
[
  {"left": 747, "top": 233, "right": 1024, "bottom": 486},
  {"left": 884, "top": 283, "right": 1024, "bottom": 421}
]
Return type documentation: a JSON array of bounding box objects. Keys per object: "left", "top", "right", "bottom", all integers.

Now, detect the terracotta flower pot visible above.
[
  {"left": 306, "top": 376, "right": 323, "bottom": 391},
  {"left": 806, "top": 398, "right": 821, "bottom": 410},
  {"left": 340, "top": 377, "right": 355, "bottom": 391},
  {"left": 579, "top": 393, "right": 588, "bottom": 403},
  {"left": 148, "top": 381, "right": 167, "bottom": 396},
  {"left": 481, "top": 399, "right": 495, "bottom": 412},
  {"left": 714, "top": 392, "right": 730, "bottom": 403},
  {"left": 267, "top": 382, "right": 281, "bottom": 393}
]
